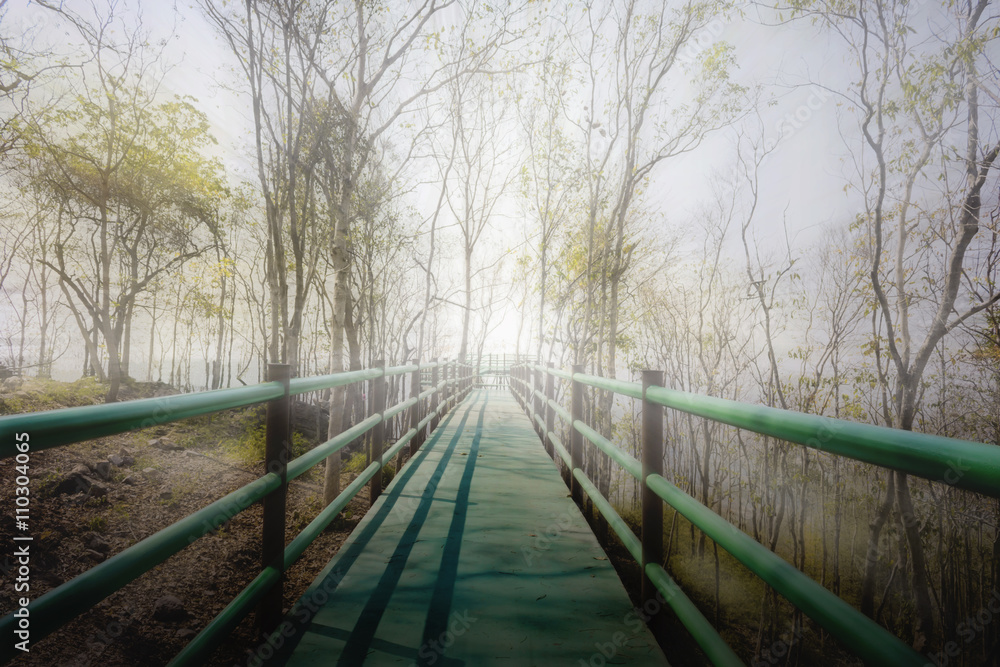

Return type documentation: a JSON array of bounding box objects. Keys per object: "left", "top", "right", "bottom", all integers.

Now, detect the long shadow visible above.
[
  {"left": 336, "top": 395, "right": 489, "bottom": 665},
  {"left": 416, "top": 392, "right": 489, "bottom": 666},
  {"left": 270, "top": 394, "right": 480, "bottom": 665}
]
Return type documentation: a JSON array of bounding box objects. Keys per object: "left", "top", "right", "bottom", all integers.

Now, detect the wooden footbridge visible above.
[{"left": 3, "top": 356, "right": 1000, "bottom": 665}]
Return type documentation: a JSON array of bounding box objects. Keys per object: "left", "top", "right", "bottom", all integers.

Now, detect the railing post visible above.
[
  {"left": 410, "top": 361, "right": 422, "bottom": 457},
  {"left": 259, "top": 363, "right": 291, "bottom": 636},
  {"left": 430, "top": 358, "right": 440, "bottom": 432},
  {"left": 517, "top": 365, "right": 524, "bottom": 408},
  {"left": 369, "top": 361, "right": 386, "bottom": 506},
  {"left": 642, "top": 369, "right": 665, "bottom": 632},
  {"left": 544, "top": 362, "right": 555, "bottom": 460},
  {"left": 523, "top": 365, "right": 529, "bottom": 408},
  {"left": 570, "top": 364, "right": 584, "bottom": 507},
  {"left": 533, "top": 363, "right": 543, "bottom": 439},
  {"left": 443, "top": 360, "right": 451, "bottom": 411}
]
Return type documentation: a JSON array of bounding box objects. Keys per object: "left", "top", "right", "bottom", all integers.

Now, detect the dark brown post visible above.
[
  {"left": 510, "top": 364, "right": 524, "bottom": 410},
  {"left": 642, "top": 369, "right": 665, "bottom": 627},
  {"left": 533, "top": 363, "right": 543, "bottom": 438},
  {"left": 544, "top": 362, "right": 555, "bottom": 459},
  {"left": 444, "top": 360, "right": 451, "bottom": 410},
  {"left": 369, "top": 361, "right": 386, "bottom": 505},
  {"left": 570, "top": 364, "right": 584, "bottom": 506},
  {"left": 259, "top": 363, "right": 291, "bottom": 636},
  {"left": 524, "top": 365, "right": 529, "bottom": 408},
  {"left": 430, "top": 358, "right": 440, "bottom": 432},
  {"left": 409, "top": 362, "right": 422, "bottom": 456}
]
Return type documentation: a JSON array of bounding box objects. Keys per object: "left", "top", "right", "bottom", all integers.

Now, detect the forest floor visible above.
[{"left": 0, "top": 376, "right": 370, "bottom": 667}]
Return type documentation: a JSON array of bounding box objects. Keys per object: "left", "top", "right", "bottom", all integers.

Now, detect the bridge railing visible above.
[
  {"left": 0, "top": 358, "right": 476, "bottom": 665},
  {"left": 509, "top": 362, "right": 1000, "bottom": 666},
  {"left": 472, "top": 353, "right": 535, "bottom": 388}
]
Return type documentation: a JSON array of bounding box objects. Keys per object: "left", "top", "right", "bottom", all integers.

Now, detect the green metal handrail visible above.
[
  {"left": 534, "top": 363, "right": 1000, "bottom": 499},
  {"left": 289, "top": 368, "right": 381, "bottom": 395},
  {"left": 0, "top": 359, "right": 469, "bottom": 664},
  {"left": 513, "top": 363, "right": 943, "bottom": 666},
  {"left": 539, "top": 415, "right": 743, "bottom": 666},
  {"left": 645, "top": 385, "right": 1000, "bottom": 497},
  {"left": 169, "top": 395, "right": 455, "bottom": 666},
  {"left": 0, "top": 383, "right": 284, "bottom": 455}
]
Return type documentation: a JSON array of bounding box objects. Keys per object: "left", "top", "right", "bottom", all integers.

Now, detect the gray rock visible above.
[
  {"left": 94, "top": 461, "right": 111, "bottom": 480},
  {"left": 152, "top": 595, "right": 187, "bottom": 622},
  {"left": 142, "top": 467, "right": 163, "bottom": 480},
  {"left": 2, "top": 377, "right": 23, "bottom": 391},
  {"left": 53, "top": 466, "right": 99, "bottom": 496},
  {"left": 176, "top": 628, "right": 196, "bottom": 639},
  {"left": 85, "top": 478, "right": 108, "bottom": 497},
  {"left": 87, "top": 534, "right": 110, "bottom": 553},
  {"left": 149, "top": 438, "right": 182, "bottom": 451}
]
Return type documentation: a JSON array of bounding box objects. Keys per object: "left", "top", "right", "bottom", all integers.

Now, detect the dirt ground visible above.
[{"left": 0, "top": 377, "right": 372, "bottom": 666}]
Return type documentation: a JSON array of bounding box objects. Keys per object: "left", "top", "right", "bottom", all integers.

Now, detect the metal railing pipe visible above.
[
  {"left": 546, "top": 397, "right": 571, "bottom": 425},
  {"left": 645, "top": 385, "right": 1000, "bottom": 498},
  {"left": 573, "top": 420, "right": 642, "bottom": 481},
  {"left": 570, "top": 372, "right": 643, "bottom": 400},
  {"left": 289, "top": 368, "right": 382, "bottom": 396},
  {"left": 385, "top": 363, "right": 418, "bottom": 377},
  {"left": 384, "top": 395, "right": 417, "bottom": 422},
  {"left": 571, "top": 466, "right": 743, "bottom": 667},
  {"left": 0, "top": 382, "right": 284, "bottom": 456},
  {"left": 286, "top": 414, "right": 381, "bottom": 481},
  {"left": 0, "top": 471, "right": 283, "bottom": 660},
  {"left": 644, "top": 473, "right": 926, "bottom": 666}
]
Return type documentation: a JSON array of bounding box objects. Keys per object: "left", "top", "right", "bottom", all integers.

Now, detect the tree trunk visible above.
[{"left": 861, "top": 471, "right": 896, "bottom": 618}]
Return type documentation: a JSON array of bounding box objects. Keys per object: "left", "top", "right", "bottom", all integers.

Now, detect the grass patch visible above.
[
  {"left": 343, "top": 451, "right": 369, "bottom": 474},
  {"left": 222, "top": 422, "right": 312, "bottom": 466}
]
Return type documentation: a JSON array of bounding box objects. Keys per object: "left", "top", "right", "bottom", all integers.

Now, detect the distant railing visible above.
[
  {"left": 509, "top": 362, "right": 1000, "bottom": 667},
  {"left": 472, "top": 353, "right": 534, "bottom": 388},
  {"left": 0, "top": 358, "right": 474, "bottom": 665}
]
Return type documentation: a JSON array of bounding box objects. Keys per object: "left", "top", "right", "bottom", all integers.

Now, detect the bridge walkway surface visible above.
[{"left": 274, "top": 388, "right": 669, "bottom": 666}]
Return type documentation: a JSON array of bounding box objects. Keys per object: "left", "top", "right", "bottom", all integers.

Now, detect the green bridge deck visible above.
[{"left": 275, "top": 389, "right": 668, "bottom": 666}]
